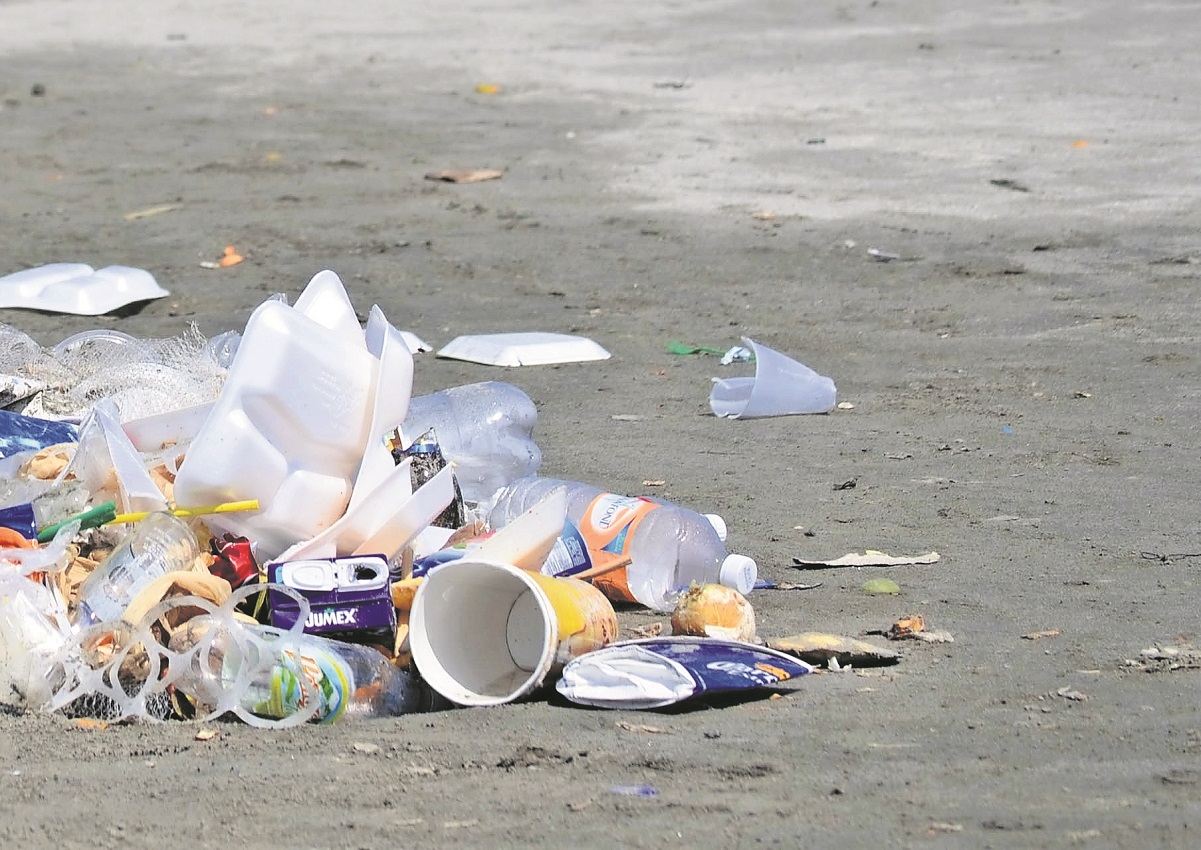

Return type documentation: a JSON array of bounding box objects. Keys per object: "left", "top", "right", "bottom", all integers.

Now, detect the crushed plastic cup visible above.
[{"left": 709, "top": 337, "right": 836, "bottom": 419}]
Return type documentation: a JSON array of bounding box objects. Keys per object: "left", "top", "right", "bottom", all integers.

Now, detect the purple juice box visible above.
[{"left": 268, "top": 555, "right": 397, "bottom": 644}]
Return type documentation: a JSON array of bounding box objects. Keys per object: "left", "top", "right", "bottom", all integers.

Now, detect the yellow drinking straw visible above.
[{"left": 107, "top": 499, "right": 261, "bottom": 525}]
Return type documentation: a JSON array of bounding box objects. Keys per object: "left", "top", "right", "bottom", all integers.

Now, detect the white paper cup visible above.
[
  {"left": 409, "top": 559, "right": 618, "bottom": 706},
  {"left": 709, "top": 337, "right": 836, "bottom": 419}
]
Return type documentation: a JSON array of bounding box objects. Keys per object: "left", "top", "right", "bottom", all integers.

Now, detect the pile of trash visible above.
[{"left": 0, "top": 270, "right": 840, "bottom": 727}]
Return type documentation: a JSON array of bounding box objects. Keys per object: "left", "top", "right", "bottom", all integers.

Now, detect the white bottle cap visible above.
[
  {"left": 719, "top": 554, "right": 757, "bottom": 595},
  {"left": 704, "top": 513, "right": 727, "bottom": 542}
]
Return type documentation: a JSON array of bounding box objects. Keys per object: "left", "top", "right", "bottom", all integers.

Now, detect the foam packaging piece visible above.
[
  {"left": 0, "top": 264, "right": 169, "bottom": 315},
  {"left": 173, "top": 271, "right": 414, "bottom": 560},
  {"left": 436, "top": 332, "right": 610, "bottom": 367}
]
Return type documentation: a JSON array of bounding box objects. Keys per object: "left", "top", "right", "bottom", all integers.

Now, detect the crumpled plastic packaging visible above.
[{"left": 0, "top": 523, "right": 80, "bottom": 711}]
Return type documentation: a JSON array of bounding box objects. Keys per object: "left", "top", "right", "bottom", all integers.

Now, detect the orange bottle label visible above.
[{"left": 576, "top": 493, "right": 660, "bottom": 603}]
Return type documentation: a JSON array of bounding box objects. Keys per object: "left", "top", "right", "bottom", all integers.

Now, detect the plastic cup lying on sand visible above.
[
  {"left": 709, "top": 337, "right": 836, "bottom": 419},
  {"left": 409, "top": 559, "right": 618, "bottom": 706}
]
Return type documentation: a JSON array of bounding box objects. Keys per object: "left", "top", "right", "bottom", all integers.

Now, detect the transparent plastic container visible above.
[
  {"left": 489, "top": 477, "right": 756, "bottom": 612},
  {"left": 75, "top": 512, "right": 200, "bottom": 625},
  {"left": 31, "top": 481, "right": 91, "bottom": 529},
  {"left": 398, "top": 381, "right": 541, "bottom": 503},
  {"left": 170, "top": 621, "right": 421, "bottom": 724}
]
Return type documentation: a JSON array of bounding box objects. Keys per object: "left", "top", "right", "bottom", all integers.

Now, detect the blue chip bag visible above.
[{"left": 556, "top": 637, "right": 813, "bottom": 709}]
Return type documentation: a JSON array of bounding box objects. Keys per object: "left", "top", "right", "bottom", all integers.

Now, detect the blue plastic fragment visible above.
[
  {"left": 609, "top": 785, "right": 658, "bottom": 797},
  {"left": 0, "top": 409, "right": 78, "bottom": 459},
  {"left": 0, "top": 502, "right": 36, "bottom": 538}
]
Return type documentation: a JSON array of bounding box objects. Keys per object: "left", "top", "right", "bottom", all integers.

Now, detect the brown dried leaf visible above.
[
  {"left": 628, "top": 622, "right": 663, "bottom": 638},
  {"left": 928, "top": 822, "right": 964, "bottom": 834},
  {"left": 616, "top": 721, "right": 670, "bottom": 734},
  {"left": 908, "top": 629, "right": 954, "bottom": 644},
  {"left": 442, "top": 819, "right": 479, "bottom": 830},
  {"left": 425, "top": 168, "right": 503, "bottom": 184},
  {"left": 768, "top": 632, "right": 900, "bottom": 667},
  {"left": 194, "top": 728, "right": 220, "bottom": 741}
]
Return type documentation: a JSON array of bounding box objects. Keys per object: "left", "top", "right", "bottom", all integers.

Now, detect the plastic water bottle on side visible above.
[
  {"left": 169, "top": 619, "right": 422, "bottom": 724},
  {"left": 396, "top": 381, "right": 540, "bottom": 504},
  {"left": 74, "top": 512, "right": 201, "bottom": 625},
  {"left": 488, "top": 477, "right": 756, "bottom": 612}
]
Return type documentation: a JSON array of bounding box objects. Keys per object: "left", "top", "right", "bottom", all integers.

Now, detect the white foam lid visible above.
[{"left": 436, "top": 332, "right": 610, "bottom": 367}]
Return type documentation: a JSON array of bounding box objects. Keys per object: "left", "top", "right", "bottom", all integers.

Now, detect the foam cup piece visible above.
[{"left": 709, "top": 337, "right": 836, "bottom": 419}]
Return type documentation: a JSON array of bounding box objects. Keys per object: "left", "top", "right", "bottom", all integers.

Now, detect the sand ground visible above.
[{"left": 1, "top": 1, "right": 1200, "bottom": 847}]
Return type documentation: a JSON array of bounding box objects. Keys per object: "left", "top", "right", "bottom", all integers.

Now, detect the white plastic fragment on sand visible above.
[
  {"left": 0, "top": 264, "right": 169, "bottom": 315},
  {"left": 792, "top": 551, "right": 941, "bottom": 569},
  {"left": 436, "top": 332, "right": 610, "bottom": 367}
]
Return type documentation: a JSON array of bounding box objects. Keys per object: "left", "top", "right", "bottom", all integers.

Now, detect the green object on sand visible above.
[
  {"left": 665, "top": 340, "right": 729, "bottom": 357},
  {"left": 862, "top": 578, "right": 901, "bottom": 595}
]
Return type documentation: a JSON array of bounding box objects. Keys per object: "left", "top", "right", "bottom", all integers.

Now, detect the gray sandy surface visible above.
[{"left": 2, "top": 0, "right": 1200, "bottom": 846}]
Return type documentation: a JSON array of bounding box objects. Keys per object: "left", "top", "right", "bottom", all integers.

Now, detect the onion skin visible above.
[{"left": 670, "top": 584, "right": 757, "bottom": 643}]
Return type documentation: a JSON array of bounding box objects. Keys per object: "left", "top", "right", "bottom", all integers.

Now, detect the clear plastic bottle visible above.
[
  {"left": 74, "top": 512, "right": 201, "bottom": 625},
  {"left": 397, "top": 381, "right": 541, "bottom": 504},
  {"left": 169, "top": 620, "right": 422, "bottom": 724},
  {"left": 488, "top": 477, "right": 756, "bottom": 612}
]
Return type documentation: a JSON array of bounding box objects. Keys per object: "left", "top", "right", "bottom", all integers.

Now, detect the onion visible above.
[{"left": 670, "top": 584, "right": 757, "bottom": 643}]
